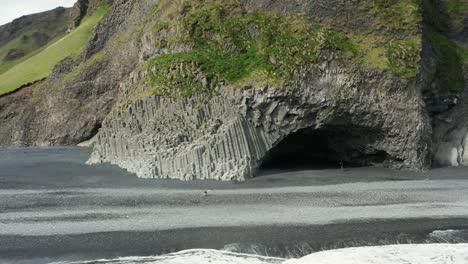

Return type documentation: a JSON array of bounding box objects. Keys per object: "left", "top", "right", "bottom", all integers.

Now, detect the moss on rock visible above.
[
  {"left": 139, "top": 0, "right": 427, "bottom": 99},
  {"left": 385, "top": 38, "right": 422, "bottom": 78},
  {"left": 145, "top": 0, "right": 357, "bottom": 98},
  {"left": 425, "top": 28, "right": 466, "bottom": 92}
]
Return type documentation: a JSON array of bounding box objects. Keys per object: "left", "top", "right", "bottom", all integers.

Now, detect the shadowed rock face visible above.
[
  {"left": 259, "top": 127, "right": 390, "bottom": 170},
  {"left": 432, "top": 83, "right": 468, "bottom": 167},
  {"left": 420, "top": 0, "right": 468, "bottom": 167},
  {"left": 89, "top": 51, "right": 431, "bottom": 181}
]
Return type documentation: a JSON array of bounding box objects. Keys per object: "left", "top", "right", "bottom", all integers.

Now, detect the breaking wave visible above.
[{"left": 51, "top": 244, "right": 468, "bottom": 264}]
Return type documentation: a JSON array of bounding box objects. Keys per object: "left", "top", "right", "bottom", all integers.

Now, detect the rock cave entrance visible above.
[{"left": 258, "top": 127, "right": 389, "bottom": 172}]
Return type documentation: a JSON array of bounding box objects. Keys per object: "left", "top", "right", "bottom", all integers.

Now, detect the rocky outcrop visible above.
[
  {"left": 83, "top": 0, "right": 436, "bottom": 181},
  {"left": 421, "top": 0, "right": 468, "bottom": 167},
  {"left": 432, "top": 77, "right": 468, "bottom": 167},
  {"left": 69, "top": 0, "right": 89, "bottom": 29},
  {"left": 69, "top": 0, "right": 116, "bottom": 29},
  {"left": 89, "top": 50, "right": 431, "bottom": 181}
]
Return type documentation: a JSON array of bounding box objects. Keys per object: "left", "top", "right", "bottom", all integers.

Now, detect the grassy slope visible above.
[
  {"left": 0, "top": 33, "right": 64, "bottom": 75},
  {"left": 0, "top": 6, "right": 109, "bottom": 95},
  {"left": 0, "top": 8, "right": 70, "bottom": 75}
]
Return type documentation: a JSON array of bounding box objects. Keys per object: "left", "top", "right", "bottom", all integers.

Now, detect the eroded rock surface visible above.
[{"left": 89, "top": 51, "right": 431, "bottom": 181}]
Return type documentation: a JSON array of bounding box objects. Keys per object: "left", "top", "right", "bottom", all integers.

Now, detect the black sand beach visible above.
[{"left": 1, "top": 148, "right": 468, "bottom": 263}]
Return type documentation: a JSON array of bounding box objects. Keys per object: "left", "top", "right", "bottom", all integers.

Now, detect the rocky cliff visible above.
[
  {"left": 0, "top": 0, "right": 134, "bottom": 146},
  {"left": 89, "top": 59, "right": 431, "bottom": 180},
  {"left": 0, "top": 0, "right": 467, "bottom": 181},
  {"left": 89, "top": 0, "right": 434, "bottom": 181}
]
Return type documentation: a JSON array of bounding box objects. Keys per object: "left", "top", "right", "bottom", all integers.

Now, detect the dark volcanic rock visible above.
[
  {"left": 89, "top": 53, "right": 431, "bottom": 181},
  {"left": 0, "top": 0, "right": 466, "bottom": 181}
]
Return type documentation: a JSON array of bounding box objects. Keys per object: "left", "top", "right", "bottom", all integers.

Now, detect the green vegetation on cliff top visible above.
[
  {"left": 146, "top": 0, "right": 358, "bottom": 98},
  {"left": 0, "top": 4, "right": 110, "bottom": 96},
  {"left": 143, "top": 0, "right": 423, "bottom": 99}
]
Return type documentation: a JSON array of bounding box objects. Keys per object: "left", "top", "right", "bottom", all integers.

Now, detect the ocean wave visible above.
[
  {"left": 428, "top": 229, "right": 468, "bottom": 243},
  {"left": 285, "top": 243, "right": 468, "bottom": 264},
  {"left": 51, "top": 244, "right": 468, "bottom": 264},
  {"left": 51, "top": 249, "right": 285, "bottom": 264}
]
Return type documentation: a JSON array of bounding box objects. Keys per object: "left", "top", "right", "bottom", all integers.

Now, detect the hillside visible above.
[
  {"left": 0, "top": 2, "right": 110, "bottom": 95},
  {"left": 0, "top": 7, "right": 71, "bottom": 75},
  {"left": 0, "top": 0, "right": 466, "bottom": 181}
]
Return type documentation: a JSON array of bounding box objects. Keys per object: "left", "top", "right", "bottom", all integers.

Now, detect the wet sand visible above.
[{"left": 1, "top": 147, "right": 468, "bottom": 263}]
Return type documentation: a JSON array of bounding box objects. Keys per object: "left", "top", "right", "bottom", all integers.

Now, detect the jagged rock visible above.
[
  {"left": 69, "top": 0, "right": 115, "bottom": 29},
  {"left": 69, "top": 0, "right": 89, "bottom": 29},
  {"left": 88, "top": 57, "right": 431, "bottom": 181},
  {"left": 432, "top": 87, "right": 468, "bottom": 167}
]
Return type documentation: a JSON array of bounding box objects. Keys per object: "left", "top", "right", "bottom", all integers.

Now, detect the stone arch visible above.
[{"left": 257, "top": 125, "right": 391, "bottom": 172}]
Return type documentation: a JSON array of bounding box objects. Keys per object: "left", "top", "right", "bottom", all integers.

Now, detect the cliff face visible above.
[
  {"left": 88, "top": 0, "right": 434, "bottom": 181},
  {"left": 0, "top": 0, "right": 136, "bottom": 146},
  {"left": 89, "top": 56, "right": 431, "bottom": 181},
  {"left": 421, "top": 0, "right": 468, "bottom": 166},
  {"left": 0, "top": 0, "right": 466, "bottom": 181}
]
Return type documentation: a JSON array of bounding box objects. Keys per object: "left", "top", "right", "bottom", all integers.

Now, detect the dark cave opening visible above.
[{"left": 258, "top": 127, "right": 389, "bottom": 172}]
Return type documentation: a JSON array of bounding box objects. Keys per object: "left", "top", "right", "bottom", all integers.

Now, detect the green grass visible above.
[
  {"left": 461, "top": 45, "right": 468, "bottom": 68},
  {"left": 446, "top": 0, "right": 468, "bottom": 12},
  {"left": 0, "top": 9, "right": 70, "bottom": 75},
  {"left": 0, "top": 5, "right": 110, "bottom": 95},
  {"left": 352, "top": 0, "right": 422, "bottom": 32},
  {"left": 385, "top": 38, "right": 421, "bottom": 78},
  {"left": 425, "top": 28, "right": 466, "bottom": 92},
  {"left": 145, "top": 0, "right": 358, "bottom": 98},
  {"left": 0, "top": 32, "right": 65, "bottom": 75},
  {"left": 445, "top": 0, "right": 468, "bottom": 29},
  {"left": 141, "top": 0, "right": 425, "bottom": 100},
  {"left": 372, "top": 0, "right": 422, "bottom": 31}
]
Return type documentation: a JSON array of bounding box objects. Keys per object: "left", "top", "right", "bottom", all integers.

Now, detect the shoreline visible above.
[
  {"left": 2, "top": 147, "right": 468, "bottom": 263},
  {"left": 3, "top": 218, "right": 468, "bottom": 262}
]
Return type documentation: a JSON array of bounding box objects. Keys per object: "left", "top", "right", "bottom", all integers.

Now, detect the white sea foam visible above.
[
  {"left": 285, "top": 243, "right": 468, "bottom": 264},
  {"left": 52, "top": 244, "right": 468, "bottom": 264},
  {"left": 52, "top": 249, "right": 285, "bottom": 264},
  {"left": 429, "top": 229, "right": 466, "bottom": 243}
]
